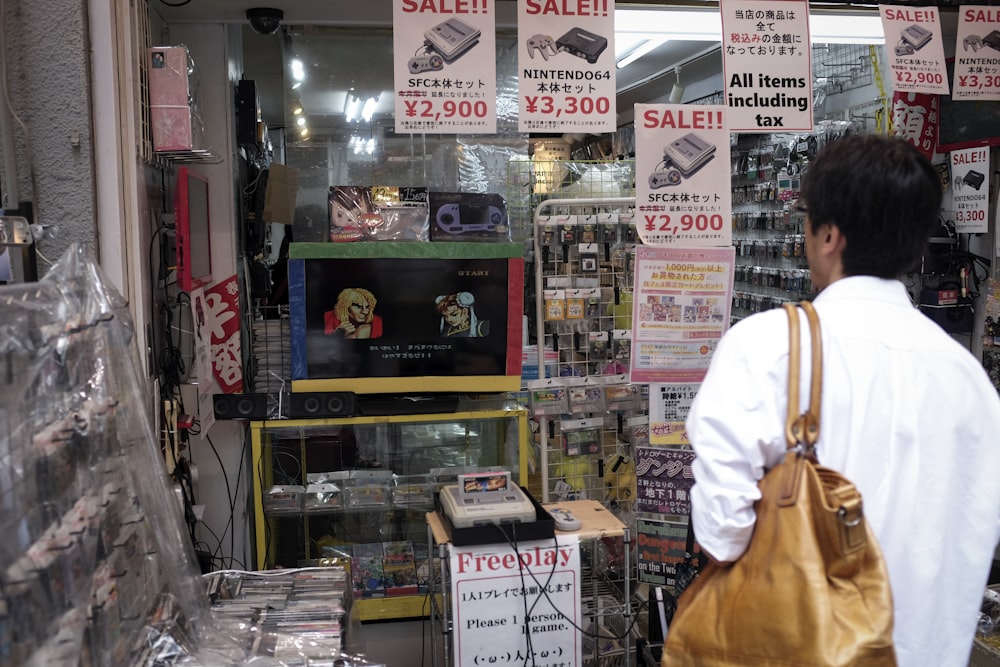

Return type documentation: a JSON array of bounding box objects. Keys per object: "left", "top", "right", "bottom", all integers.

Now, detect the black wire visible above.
[{"left": 205, "top": 432, "right": 234, "bottom": 566}]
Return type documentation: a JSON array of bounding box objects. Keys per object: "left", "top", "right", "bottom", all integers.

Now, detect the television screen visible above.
[
  {"left": 175, "top": 166, "right": 213, "bottom": 292},
  {"left": 288, "top": 242, "right": 524, "bottom": 394}
]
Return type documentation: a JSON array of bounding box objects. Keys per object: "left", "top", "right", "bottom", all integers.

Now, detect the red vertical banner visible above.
[
  {"left": 890, "top": 91, "right": 939, "bottom": 158},
  {"left": 204, "top": 275, "right": 244, "bottom": 394}
]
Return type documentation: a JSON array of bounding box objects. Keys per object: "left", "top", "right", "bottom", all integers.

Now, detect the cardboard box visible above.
[{"left": 264, "top": 163, "right": 298, "bottom": 226}]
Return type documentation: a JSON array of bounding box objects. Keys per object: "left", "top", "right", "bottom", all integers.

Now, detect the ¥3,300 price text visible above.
[
  {"left": 894, "top": 70, "right": 944, "bottom": 85},
  {"left": 644, "top": 213, "right": 725, "bottom": 235},
  {"left": 524, "top": 95, "right": 611, "bottom": 117},
  {"left": 958, "top": 74, "right": 1000, "bottom": 90},
  {"left": 955, "top": 209, "right": 986, "bottom": 223},
  {"left": 403, "top": 99, "right": 489, "bottom": 121}
]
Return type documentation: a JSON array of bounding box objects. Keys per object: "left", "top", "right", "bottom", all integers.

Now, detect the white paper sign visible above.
[
  {"left": 950, "top": 146, "right": 990, "bottom": 234},
  {"left": 952, "top": 6, "right": 1000, "bottom": 100},
  {"left": 451, "top": 536, "right": 582, "bottom": 667},
  {"left": 634, "top": 104, "right": 732, "bottom": 247},
  {"left": 880, "top": 5, "right": 949, "bottom": 95},
  {"left": 190, "top": 287, "right": 217, "bottom": 435},
  {"left": 721, "top": 0, "right": 813, "bottom": 132},
  {"left": 517, "top": 1, "right": 615, "bottom": 133},
  {"left": 393, "top": 1, "right": 497, "bottom": 134}
]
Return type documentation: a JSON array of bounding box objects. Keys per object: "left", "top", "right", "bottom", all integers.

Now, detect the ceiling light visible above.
[
  {"left": 345, "top": 96, "right": 361, "bottom": 122},
  {"left": 296, "top": 116, "right": 306, "bottom": 126},
  {"left": 292, "top": 100, "right": 303, "bottom": 115},
  {"left": 291, "top": 81, "right": 302, "bottom": 90},
  {"left": 361, "top": 97, "right": 378, "bottom": 123},
  {"left": 616, "top": 38, "right": 668, "bottom": 69},
  {"left": 290, "top": 58, "right": 305, "bottom": 82},
  {"left": 299, "top": 127, "right": 309, "bottom": 138}
]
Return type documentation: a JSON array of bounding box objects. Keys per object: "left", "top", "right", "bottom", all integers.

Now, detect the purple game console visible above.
[{"left": 436, "top": 203, "right": 506, "bottom": 234}]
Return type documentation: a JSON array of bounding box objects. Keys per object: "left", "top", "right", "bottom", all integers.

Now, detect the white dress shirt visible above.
[{"left": 686, "top": 276, "right": 1000, "bottom": 667}]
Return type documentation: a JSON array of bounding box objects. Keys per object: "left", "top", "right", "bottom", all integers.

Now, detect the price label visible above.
[
  {"left": 401, "top": 99, "right": 490, "bottom": 122},
  {"left": 523, "top": 95, "right": 613, "bottom": 117},
  {"left": 955, "top": 209, "right": 987, "bottom": 223},
  {"left": 957, "top": 74, "right": 1000, "bottom": 91},
  {"left": 895, "top": 70, "right": 945, "bottom": 85},
  {"left": 642, "top": 213, "right": 726, "bottom": 236}
]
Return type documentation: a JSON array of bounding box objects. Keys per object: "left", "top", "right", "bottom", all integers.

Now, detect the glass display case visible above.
[{"left": 250, "top": 400, "right": 529, "bottom": 621}]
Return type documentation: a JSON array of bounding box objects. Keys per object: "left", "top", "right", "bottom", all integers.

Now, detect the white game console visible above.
[
  {"left": 439, "top": 470, "right": 536, "bottom": 529},
  {"left": 424, "top": 18, "right": 481, "bottom": 63}
]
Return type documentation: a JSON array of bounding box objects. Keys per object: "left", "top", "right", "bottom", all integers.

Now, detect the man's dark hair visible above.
[{"left": 800, "top": 134, "right": 942, "bottom": 278}]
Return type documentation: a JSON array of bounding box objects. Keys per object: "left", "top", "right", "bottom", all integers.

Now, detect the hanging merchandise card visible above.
[
  {"left": 635, "top": 104, "right": 732, "bottom": 247},
  {"left": 880, "top": 5, "right": 949, "bottom": 95},
  {"left": 517, "top": 0, "right": 616, "bottom": 133},
  {"left": 629, "top": 246, "right": 735, "bottom": 385},
  {"left": 393, "top": 1, "right": 497, "bottom": 134},
  {"left": 720, "top": 0, "right": 813, "bottom": 132},
  {"left": 953, "top": 6, "right": 1000, "bottom": 101},
  {"left": 950, "top": 146, "right": 990, "bottom": 234}
]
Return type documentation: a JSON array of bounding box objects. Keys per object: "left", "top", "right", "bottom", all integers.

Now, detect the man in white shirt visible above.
[{"left": 686, "top": 134, "right": 1000, "bottom": 667}]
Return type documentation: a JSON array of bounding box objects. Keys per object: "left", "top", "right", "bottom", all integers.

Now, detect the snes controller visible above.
[
  {"left": 548, "top": 507, "right": 581, "bottom": 531},
  {"left": 963, "top": 35, "right": 983, "bottom": 53},
  {"left": 649, "top": 168, "right": 683, "bottom": 189},
  {"left": 408, "top": 54, "right": 444, "bottom": 74},
  {"left": 894, "top": 42, "right": 915, "bottom": 57},
  {"left": 527, "top": 34, "right": 558, "bottom": 61},
  {"left": 437, "top": 203, "right": 505, "bottom": 234}
]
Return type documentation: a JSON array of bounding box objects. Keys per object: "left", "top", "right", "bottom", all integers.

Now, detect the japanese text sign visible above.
[
  {"left": 517, "top": 0, "right": 616, "bottom": 133},
  {"left": 204, "top": 275, "right": 243, "bottom": 395},
  {"left": 635, "top": 104, "right": 732, "bottom": 247},
  {"left": 451, "top": 536, "right": 582, "bottom": 667},
  {"left": 635, "top": 445, "right": 696, "bottom": 515},
  {"left": 950, "top": 146, "right": 990, "bottom": 233},
  {"left": 721, "top": 0, "right": 813, "bottom": 132},
  {"left": 636, "top": 518, "right": 701, "bottom": 587},
  {"left": 393, "top": 0, "right": 497, "bottom": 134},
  {"left": 891, "top": 91, "right": 939, "bottom": 159},
  {"left": 952, "top": 6, "right": 1000, "bottom": 101},
  {"left": 880, "top": 5, "right": 949, "bottom": 95}
]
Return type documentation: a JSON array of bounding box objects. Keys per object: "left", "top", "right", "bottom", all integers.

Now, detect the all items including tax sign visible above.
[{"left": 393, "top": 0, "right": 497, "bottom": 134}]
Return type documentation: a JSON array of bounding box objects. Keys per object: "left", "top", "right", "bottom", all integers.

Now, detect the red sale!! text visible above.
[
  {"left": 456, "top": 546, "right": 574, "bottom": 574},
  {"left": 401, "top": 0, "right": 488, "bottom": 14},
  {"left": 524, "top": 0, "right": 609, "bottom": 16}
]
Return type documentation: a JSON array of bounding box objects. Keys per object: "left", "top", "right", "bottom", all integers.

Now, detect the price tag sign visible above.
[
  {"left": 880, "top": 5, "right": 949, "bottom": 95},
  {"left": 634, "top": 104, "right": 732, "bottom": 247},
  {"left": 518, "top": 0, "right": 616, "bottom": 133},
  {"left": 953, "top": 6, "right": 1000, "bottom": 101},
  {"left": 950, "top": 146, "right": 990, "bottom": 233},
  {"left": 393, "top": 1, "right": 497, "bottom": 134}
]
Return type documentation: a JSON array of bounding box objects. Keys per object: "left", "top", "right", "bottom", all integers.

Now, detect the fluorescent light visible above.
[
  {"left": 361, "top": 97, "right": 378, "bottom": 122},
  {"left": 290, "top": 58, "right": 305, "bottom": 82},
  {"left": 614, "top": 7, "right": 885, "bottom": 45},
  {"left": 345, "top": 96, "right": 361, "bottom": 122},
  {"left": 617, "top": 38, "right": 668, "bottom": 69}
]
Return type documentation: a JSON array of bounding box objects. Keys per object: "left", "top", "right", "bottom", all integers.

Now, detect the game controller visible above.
[
  {"left": 963, "top": 35, "right": 983, "bottom": 53},
  {"left": 649, "top": 168, "right": 682, "bottom": 189},
  {"left": 548, "top": 507, "right": 581, "bottom": 531},
  {"left": 894, "top": 42, "right": 915, "bottom": 57},
  {"left": 408, "top": 54, "right": 444, "bottom": 74},
  {"left": 527, "top": 34, "right": 558, "bottom": 61},
  {"left": 436, "top": 203, "right": 505, "bottom": 234}
]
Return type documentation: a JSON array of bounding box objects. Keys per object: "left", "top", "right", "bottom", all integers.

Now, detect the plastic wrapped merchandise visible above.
[{"left": 148, "top": 45, "right": 208, "bottom": 157}]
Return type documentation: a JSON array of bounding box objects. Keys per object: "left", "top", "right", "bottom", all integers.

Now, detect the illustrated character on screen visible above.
[
  {"left": 435, "top": 292, "right": 489, "bottom": 337},
  {"left": 325, "top": 287, "right": 383, "bottom": 339}
]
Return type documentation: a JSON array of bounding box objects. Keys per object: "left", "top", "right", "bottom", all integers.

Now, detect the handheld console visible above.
[
  {"left": 439, "top": 471, "right": 536, "bottom": 528},
  {"left": 424, "top": 18, "right": 481, "bottom": 63},
  {"left": 436, "top": 203, "right": 506, "bottom": 234}
]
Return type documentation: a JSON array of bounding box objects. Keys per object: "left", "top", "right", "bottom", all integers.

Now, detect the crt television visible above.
[
  {"left": 175, "top": 166, "right": 213, "bottom": 292},
  {"left": 288, "top": 241, "right": 524, "bottom": 394}
]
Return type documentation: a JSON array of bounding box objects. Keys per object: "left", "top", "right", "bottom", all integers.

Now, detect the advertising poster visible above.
[
  {"left": 649, "top": 383, "right": 698, "bottom": 446},
  {"left": 635, "top": 445, "right": 696, "bottom": 516},
  {"left": 636, "top": 518, "right": 699, "bottom": 587},
  {"left": 634, "top": 104, "right": 732, "bottom": 247},
  {"left": 629, "top": 246, "right": 735, "bottom": 384},
  {"left": 450, "top": 537, "right": 582, "bottom": 667},
  {"left": 953, "top": 6, "right": 1000, "bottom": 100},
  {"left": 203, "top": 275, "right": 244, "bottom": 396},
  {"left": 517, "top": 0, "right": 616, "bottom": 133},
  {"left": 720, "top": 0, "right": 812, "bottom": 132},
  {"left": 879, "top": 5, "right": 949, "bottom": 95},
  {"left": 890, "top": 92, "right": 939, "bottom": 159},
  {"left": 950, "top": 146, "right": 990, "bottom": 233},
  {"left": 393, "top": 1, "right": 497, "bottom": 134}
]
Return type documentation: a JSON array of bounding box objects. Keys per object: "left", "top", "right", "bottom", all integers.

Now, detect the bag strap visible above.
[{"left": 782, "top": 301, "right": 822, "bottom": 454}]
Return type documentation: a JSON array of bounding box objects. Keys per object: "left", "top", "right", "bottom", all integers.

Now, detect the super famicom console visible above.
[
  {"left": 439, "top": 471, "right": 536, "bottom": 529},
  {"left": 425, "top": 18, "right": 481, "bottom": 63},
  {"left": 648, "top": 132, "right": 717, "bottom": 189}
]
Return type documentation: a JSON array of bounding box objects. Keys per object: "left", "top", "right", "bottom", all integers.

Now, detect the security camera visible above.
[{"left": 246, "top": 7, "right": 283, "bottom": 35}]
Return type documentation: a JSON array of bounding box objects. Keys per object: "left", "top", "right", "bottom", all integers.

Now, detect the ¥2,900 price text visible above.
[
  {"left": 894, "top": 70, "right": 944, "bottom": 85},
  {"left": 524, "top": 96, "right": 611, "bottom": 117},
  {"left": 403, "top": 99, "right": 489, "bottom": 121},
  {"left": 644, "top": 213, "right": 725, "bottom": 235}
]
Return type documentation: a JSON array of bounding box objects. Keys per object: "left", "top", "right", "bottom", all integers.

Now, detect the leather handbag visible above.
[{"left": 662, "top": 300, "right": 897, "bottom": 666}]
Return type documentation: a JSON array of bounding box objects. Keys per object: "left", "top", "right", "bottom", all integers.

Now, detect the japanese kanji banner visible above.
[
  {"left": 635, "top": 103, "right": 732, "bottom": 247},
  {"left": 635, "top": 445, "right": 696, "bottom": 515},
  {"left": 450, "top": 536, "right": 582, "bottom": 667},
  {"left": 517, "top": 0, "right": 616, "bottom": 133},
  {"left": 952, "top": 6, "right": 1000, "bottom": 101},
  {"left": 393, "top": 0, "right": 497, "bottom": 134},
  {"left": 891, "top": 91, "right": 939, "bottom": 159},
  {"left": 721, "top": 0, "right": 813, "bottom": 132},
  {"left": 880, "top": 4, "right": 949, "bottom": 95}
]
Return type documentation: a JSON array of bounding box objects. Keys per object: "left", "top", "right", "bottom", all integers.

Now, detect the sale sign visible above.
[
  {"left": 517, "top": 0, "right": 616, "bottom": 133},
  {"left": 393, "top": 0, "right": 497, "bottom": 134},
  {"left": 950, "top": 146, "right": 990, "bottom": 234},
  {"left": 952, "top": 6, "right": 1000, "bottom": 100},
  {"left": 634, "top": 104, "right": 732, "bottom": 247},
  {"left": 720, "top": 0, "right": 813, "bottom": 132},
  {"left": 880, "top": 5, "right": 949, "bottom": 95}
]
